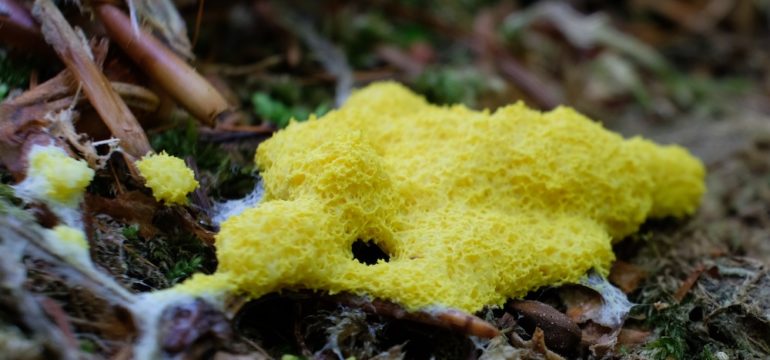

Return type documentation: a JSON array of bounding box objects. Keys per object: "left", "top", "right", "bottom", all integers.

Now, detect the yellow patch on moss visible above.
[
  {"left": 22, "top": 145, "right": 94, "bottom": 206},
  {"left": 136, "top": 152, "right": 199, "bottom": 205},
  {"left": 179, "top": 82, "right": 706, "bottom": 312}
]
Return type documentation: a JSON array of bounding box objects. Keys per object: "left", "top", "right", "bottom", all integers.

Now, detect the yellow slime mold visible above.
[
  {"left": 180, "top": 82, "right": 705, "bottom": 312},
  {"left": 19, "top": 145, "right": 94, "bottom": 207},
  {"left": 136, "top": 152, "right": 199, "bottom": 205}
]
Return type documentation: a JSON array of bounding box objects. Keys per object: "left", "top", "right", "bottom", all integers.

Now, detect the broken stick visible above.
[{"left": 32, "top": 0, "right": 152, "bottom": 158}]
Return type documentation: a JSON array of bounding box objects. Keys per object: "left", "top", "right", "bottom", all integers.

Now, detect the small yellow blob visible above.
[
  {"left": 52, "top": 225, "right": 88, "bottom": 250},
  {"left": 136, "top": 152, "right": 199, "bottom": 205},
  {"left": 46, "top": 225, "right": 91, "bottom": 265},
  {"left": 22, "top": 145, "right": 94, "bottom": 206},
  {"left": 179, "top": 82, "right": 706, "bottom": 312}
]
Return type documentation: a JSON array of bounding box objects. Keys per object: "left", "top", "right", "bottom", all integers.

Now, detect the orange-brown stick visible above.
[
  {"left": 95, "top": 3, "right": 230, "bottom": 127},
  {"left": 32, "top": 0, "right": 151, "bottom": 158}
]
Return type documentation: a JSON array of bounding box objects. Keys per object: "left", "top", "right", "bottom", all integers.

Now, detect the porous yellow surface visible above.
[
  {"left": 180, "top": 82, "right": 706, "bottom": 312},
  {"left": 136, "top": 152, "right": 199, "bottom": 205},
  {"left": 23, "top": 145, "right": 94, "bottom": 206}
]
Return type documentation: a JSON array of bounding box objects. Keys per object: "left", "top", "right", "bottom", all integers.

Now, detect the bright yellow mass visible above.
[
  {"left": 179, "top": 82, "right": 705, "bottom": 312},
  {"left": 136, "top": 151, "right": 199, "bottom": 205}
]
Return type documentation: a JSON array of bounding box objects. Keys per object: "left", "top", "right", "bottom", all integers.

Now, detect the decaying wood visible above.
[
  {"left": 0, "top": 67, "right": 161, "bottom": 176},
  {"left": 0, "top": 66, "right": 71, "bottom": 176},
  {"left": 32, "top": 0, "right": 152, "bottom": 158},
  {"left": 95, "top": 3, "right": 231, "bottom": 127}
]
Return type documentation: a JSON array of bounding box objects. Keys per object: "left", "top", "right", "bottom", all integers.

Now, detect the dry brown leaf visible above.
[
  {"left": 609, "top": 260, "right": 648, "bottom": 294},
  {"left": 85, "top": 192, "right": 160, "bottom": 238}
]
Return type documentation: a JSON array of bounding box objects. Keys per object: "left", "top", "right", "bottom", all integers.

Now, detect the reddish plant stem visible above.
[
  {"left": 0, "top": 0, "right": 49, "bottom": 52},
  {"left": 335, "top": 294, "right": 500, "bottom": 339},
  {"left": 95, "top": 3, "right": 230, "bottom": 127}
]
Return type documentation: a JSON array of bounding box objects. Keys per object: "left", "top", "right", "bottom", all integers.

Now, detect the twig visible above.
[
  {"left": 3, "top": 70, "right": 75, "bottom": 108},
  {"left": 3, "top": 71, "right": 160, "bottom": 122},
  {"left": 0, "top": 67, "right": 160, "bottom": 175},
  {"left": 198, "top": 124, "right": 275, "bottom": 144},
  {"left": 333, "top": 294, "right": 500, "bottom": 339},
  {"left": 32, "top": 0, "right": 152, "bottom": 158},
  {"left": 0, "top": 70, "right": 73, "bottom": 177},
  {"left": 95, "top": 3, "right": 231, "bottom": 126}
]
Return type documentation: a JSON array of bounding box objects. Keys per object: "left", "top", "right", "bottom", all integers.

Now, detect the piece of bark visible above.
[{"left": 32, "top": 0, "right": 151, "bottom": 158}]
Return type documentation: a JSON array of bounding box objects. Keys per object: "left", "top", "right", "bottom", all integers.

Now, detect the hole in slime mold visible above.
[{"left": 352, "top": 239, "right": 390, "bottom": 265}]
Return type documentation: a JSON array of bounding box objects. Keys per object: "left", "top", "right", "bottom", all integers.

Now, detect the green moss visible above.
[
  {"left": 150, "top": 120, "right": 224, "bottom": 170},
  {"left": 647, "top": 336, "right": 686, "bottom": 360},
  {"left": 0, "top": 184, "right": 30, "bottom": 221},
  {"left": 166, "top": 254, "right": 204, "bottom": 284},
  {"left": 251, "top": 92, "right": 330, "bottom": 128},
  {"left": 0, "top": 51, "right": 32, "bottom": 100},
  {"left": 123, "top": 227, "right": 212, "bottom": 288},
  {"left": 121, "top": 224, "right": 140, "bottom": 242},
  {"left": 79, "top": 338, "right": 97, "bottom": 353},
  {"left": 412, "top": 66, "right": 485, "bottom": 106}
]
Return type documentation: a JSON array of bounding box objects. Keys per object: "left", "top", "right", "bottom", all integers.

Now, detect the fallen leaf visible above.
[
  {"left": 86, "top": 191, "right": 160, "bottom": 238},
  {"left": 609, "top": 260, "right": 648, "bottom": 294}
]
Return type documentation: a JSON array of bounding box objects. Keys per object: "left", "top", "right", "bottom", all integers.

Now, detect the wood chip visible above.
[{"left": 32, "top": 0, "right": 151, "bottom": 158}]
